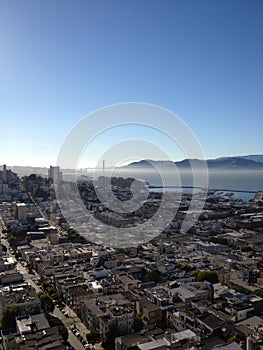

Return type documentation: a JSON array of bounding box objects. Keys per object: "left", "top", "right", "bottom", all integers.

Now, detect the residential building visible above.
[{"left": 14, "top": 202, "right": 27, "bottom": 220}]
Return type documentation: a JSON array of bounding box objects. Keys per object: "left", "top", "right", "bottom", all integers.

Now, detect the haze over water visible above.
[{"left": 73, "top": 169, "right": 263, "bottom": 202}]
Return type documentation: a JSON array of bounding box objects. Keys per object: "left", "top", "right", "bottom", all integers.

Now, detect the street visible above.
[{"left": 0, "top": 217, "right": 97, "bottom": 350}]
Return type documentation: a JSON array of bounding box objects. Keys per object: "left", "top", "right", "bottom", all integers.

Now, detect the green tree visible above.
[
  {"left": 102, "top": 320, "right": 120, "bottom": 350},
  {"left": 1, "top": 306, "right": 20, "bottom": 329},
  {"left": 133, "top": 314, "right": 144, "bottom": 332},
  {"left": 142, "top": 269, "right": 161, "bottom": 283},
  {"left": 39, "top": 292, "right": 55, "bottom": 312},
  {"left": 57, "top": 325, "right": 68, "bottom": 342},
  {"left": 241, "top": 245, "right": 253, "bottom": 252},
  {"left": 45, "top": 313, "right": 68, "bottom": 342},
  {"left": 231, "top": 284, "right": 251, "bottom": 295},
  {"left": 254, "top": 289, "right": 263, "bottom": 298},
  {"left": 46, "top": 286, "right": 56, "bottom": 296},
  {"left": 67, "top": 228, "right": 87, "bottom": 244},
  {"left": 86, "top": 331, "right": 101, "bottom": 344},
  {"left": 15, "top": 250, "right": 21, "bottom": 259},
  {"left": 40, "top": 277, "right": 51, "bottom": 291},
  {"left": 7, "top": 233, "right": 15, "bottom": 247},
  {"left": 192, "top": 270, "right": 218, "bottom": 283},
  {"left": 53, "top": 292, "right": 63, "bottom": 303}
]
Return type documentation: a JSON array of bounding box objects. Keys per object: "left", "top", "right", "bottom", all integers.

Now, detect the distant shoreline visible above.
[{"left": 148, "top": 185, "right": 259, "bottom": 194}]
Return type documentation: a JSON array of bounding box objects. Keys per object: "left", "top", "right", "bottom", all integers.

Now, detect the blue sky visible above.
[{"left": 0, "top": 0, "right": 262, "bottom": 167}]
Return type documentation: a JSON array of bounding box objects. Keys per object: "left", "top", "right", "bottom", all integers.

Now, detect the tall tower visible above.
[
  {"left": 15, "top": 203, "right": 27, "bottom": 220},
  {"left": 2, "top": 164, "right": 7, "bottom": 183},
  {"left": 48, "top": 166, "right": 62, "bottom": 184}
]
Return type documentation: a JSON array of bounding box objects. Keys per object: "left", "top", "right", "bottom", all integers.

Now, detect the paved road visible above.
[
  {"left": 68, "top": 330, "right": 87, "bottom": 350},
  {"left": 0, "top": 216, "right": 102, "bottom": 350},
  {"left": 16, "top": 261, "right": 43, "bottom": 293},
  {"left": 28, "top": 193, "right": 46, "bottom": 219},
  {"left": 0, "top": 217, "right": 82, "bottom": 350},
  {"left": 52, "top": 306, "right": 89, "bottom": 350}
]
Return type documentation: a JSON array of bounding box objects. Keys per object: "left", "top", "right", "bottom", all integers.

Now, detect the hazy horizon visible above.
[
  {"left": 2, "top": 152, "right": 263, "bottom": 169},
  {"left": 1, "top": 1, "right": 262, "bottom": 167}
]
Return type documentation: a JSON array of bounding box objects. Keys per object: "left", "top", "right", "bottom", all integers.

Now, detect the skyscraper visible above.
[
  {"left": 48, "top": 166, "right": 62, "bottom": 184},
  {"left": 2, "top": 164, "right": 7, "bottom": 183},
  {"left": 15, "top": 203, "right": 27, "bottom": 220}
]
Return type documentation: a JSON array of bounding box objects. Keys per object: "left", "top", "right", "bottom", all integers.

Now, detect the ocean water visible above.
[{"left": 72, "top": 169, "right": 263, "bottom": 201}]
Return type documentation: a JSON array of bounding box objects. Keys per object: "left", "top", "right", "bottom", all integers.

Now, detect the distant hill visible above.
[
  {"left": 238, "top": 155, "right": 263, "bottom": 163},
  {"left": 127, "top": 160, "right": 175, "bottom": 168},
  {"left": 127, "top": 156, "right": 263, "bottom": 170},
  {"left": 207, "top": 157, "right": 263, "bottom": 169},
  {"left": 11, "top": 166, "right": 48, "bottom": 177},
  {"left": 2, "top": 154, "right": 263, "bottom": 176}
]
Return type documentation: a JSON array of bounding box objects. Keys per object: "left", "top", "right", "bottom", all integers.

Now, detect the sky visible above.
[{"left": 0, "top": 0, "right": 262, "bottom": 167}]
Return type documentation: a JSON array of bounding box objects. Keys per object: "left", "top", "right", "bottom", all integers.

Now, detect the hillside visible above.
[{"left": 127, "top": 156, "right": 263, "bottom": 169}]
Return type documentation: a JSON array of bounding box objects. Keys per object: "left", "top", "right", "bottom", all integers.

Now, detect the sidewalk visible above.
[
  {"left": 63, "top": 305, "right": 103, "bottom": 350},
  {"left": 64, "top": 305, "right": 90, "bottom": 338}
]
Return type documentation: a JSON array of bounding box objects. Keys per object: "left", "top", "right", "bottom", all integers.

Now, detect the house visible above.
[
  {"left": 0, "top": 270, "right": 24, "bottom": 285},
  {"left": 170, "top": 282, "right": 214, "bottom": 303},
  {"left": 0, "top": 283, "right": 41, "bottom": 318},
  {"left": 144, "top": 287, "right": 173, "bottom": 310},
  {"left": 16, "top": 313, "right": 50, "bottom": 335},
  {"left": 136, "top": 296, "right": 162, "bottom": 329},
  {"left": 224, "top": 301, "right": 254, "bottom": 322},
  {"left": 115, "top": 272, "right": 140, "bottom": 292},
  {"left": 197, "top": 313, "right": 225, "bottom": 335},
  {"left": 64, "top": 285, "right": 91, "bottom": 315},
  {"left": 0, "top": 257, "right": 15, "bottom": 272},
  {"left": 81, "top": 293, "right": 133, "bottom": 339}
]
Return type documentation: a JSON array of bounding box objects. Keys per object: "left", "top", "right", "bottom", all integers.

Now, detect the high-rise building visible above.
[
  {"left": 2, "top": 184, "right": 8, "bottom": 195},
  {"left": 48, "top": 166, "right": 62, "bottom": 184},
  {"left": 2, "top": 164, "right": 7, "bottom": 183},
  {"left": 15, "top": 203, "right": 27, "bottom": 220}
]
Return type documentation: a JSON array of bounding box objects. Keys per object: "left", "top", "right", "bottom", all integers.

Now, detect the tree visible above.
[
  {"left": 26, "top": 262, "right": 34, "bottom": 274},
  {"left": 57, "top": 325, "right": 68, "bottom": 342},
  {"left": 15, "top": 250, "right": 21, "bottom": 259},
  {"left": 254, "top": 289, "right": 263, "bottom": 298},
  {"left": 40, "top": 277, "right": 52, "bottom": 292},
  {"left": 241, "top": 245, "right": 253, "bottom": 252},
  {"left": 45, "top": 313, "right": 68, "bottom": 342},
  {"left": 53, "top": 292, "right": 63, "bottom": 303},
  {"left": 142, "top": 269, "right": 161, "bottom": 283},
  {"left": 133, "top": 314, "right": 144, "bottom": 332},
  {"left": 102, "top": 320, "right": 120, "bottom": 350},
  {"left": 67, "top": 228, "right": 87, "bottom": 244},
  {"left": 1, "top": 306, "right": 20, "bottom": 329},
  {"left": 192, "top": 270, "right": 219, "bottom": 283},
  {"left": 231, "top": 284, "right": 251, "bottom": 295},
  {"left": 46, "top": 286, "right": 56, "bottom": 296},
  {"left": 7, "top": 233, "right": 15, "bottom": 247},
  {"left": 86, "top": 331, "right": 101, "bottom": 344},
  {"left": 39, "top": 292, "right": 55, "bottom": 312}
]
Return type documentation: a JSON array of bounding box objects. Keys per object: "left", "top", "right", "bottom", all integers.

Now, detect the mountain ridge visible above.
[
  {"left": 1, "top": 155, "right": 263, "bottom": 177},
  {"left": 126, "top": 156, "right": 263, "bottom": 169}
]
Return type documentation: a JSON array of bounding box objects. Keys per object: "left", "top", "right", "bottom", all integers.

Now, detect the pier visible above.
[{"left": 148, "top": 185, "right": 258, "bottom": 194}]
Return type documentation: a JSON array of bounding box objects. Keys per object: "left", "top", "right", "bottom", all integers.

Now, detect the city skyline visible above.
[{"left": 0, "top": 1, "right": 262, "bottom": 167}]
